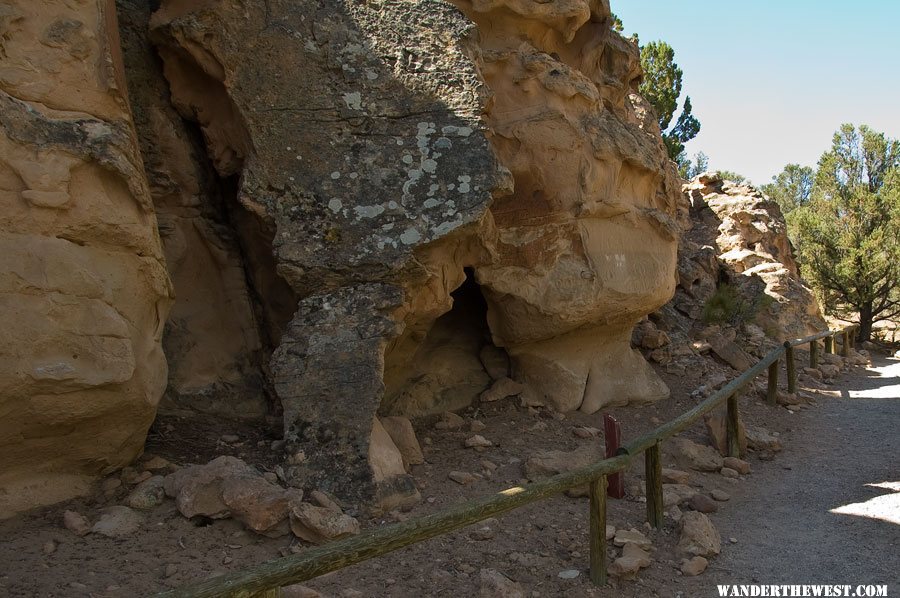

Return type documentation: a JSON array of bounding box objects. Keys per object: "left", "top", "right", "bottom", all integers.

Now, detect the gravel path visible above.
[{"left": 679, "top": 354, "right": 900, "bottom": 596}]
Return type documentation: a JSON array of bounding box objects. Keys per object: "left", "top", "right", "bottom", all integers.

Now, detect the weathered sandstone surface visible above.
[
  {"left": 682, "top": 173, "right": 825, "bottom": 338},
  {"left": 0, "top": 0, "right": 172, "bottom": 517},
  {"left": 117, "top": 0, "right": 281, "bottom": 418},
  {"left": 460, "top": 0, "right": 681, "bottom": 414},
  {"left": 0, "top": 0, "right": 683, "bottom": 515},
  {"left": 147, "top": 0, "right": 680, "bottom": 507}
]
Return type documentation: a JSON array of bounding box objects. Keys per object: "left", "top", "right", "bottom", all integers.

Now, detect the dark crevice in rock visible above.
[
  {"left": 220, "top": 173, "right": 299, "bottom": 415},
  {"left": 116, "top": 0, "right": 295, "bottom": 420}
]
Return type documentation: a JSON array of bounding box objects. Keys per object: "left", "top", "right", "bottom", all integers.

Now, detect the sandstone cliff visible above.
[
  {"left": 0, "top": 0, "right": 172, "bottom": 517},
  {"left": 147, "top": 0, "right": 681, "bottom": 507},
  {"left": 0, "top": 0, "right": 686, "bottom": 516}
]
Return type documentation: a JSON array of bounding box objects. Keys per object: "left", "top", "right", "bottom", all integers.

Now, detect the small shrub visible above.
[{"left": 702, "top": 283, "right": 772, "bottom": 326}]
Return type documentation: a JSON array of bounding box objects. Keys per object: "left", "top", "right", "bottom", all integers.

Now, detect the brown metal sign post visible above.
[{"left": 603, "top": 414, "right": 625, "bottom": 498}]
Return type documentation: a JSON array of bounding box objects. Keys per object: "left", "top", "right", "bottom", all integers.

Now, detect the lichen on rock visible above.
[{"left": 146, "top": 0, "right": 681, "bottom": 508}]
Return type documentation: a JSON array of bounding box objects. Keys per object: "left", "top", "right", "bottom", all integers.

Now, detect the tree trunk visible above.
[{"left": 858, "top": 301, "right": 874, "bottom": 342}]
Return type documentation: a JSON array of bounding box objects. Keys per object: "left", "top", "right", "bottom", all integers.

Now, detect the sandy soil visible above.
[{"left": 0, "top": 353, "right": 895, "bottom": 597}]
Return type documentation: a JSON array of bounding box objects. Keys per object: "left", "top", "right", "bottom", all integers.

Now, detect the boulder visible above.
[
  {"left": 681, "top": 556, "right": 709, "bottom": 576},
  {"left": 164, "top": 456, "right": 256, "bottom": 519},
  {"left": 465, "top": 435, "right": 493, "bottom": 449},
  {"left": 662, "top": 468, "right": 692, "bottom": 485},
  {"left": 435, "top": 412, "right": 466, "bottom": 430},
  {"left": 678, "top": 511, "right": 721, "bottom": 557},
  {"left": 63, "top": 510, "right": 91, "bottom": 537},
  {"left": 92, "top": 506, "right": 143, "bottom": 538},
  {"left": 711, "top": 489, "right": 731, "bottom": 502},
  {"left": 745, "top": 426, "right": 783, "bottom": 452},
  {"left": 670, "top": 438, "right": 725, "bottom": 472},
  {"left": 708, "top": 334, "right": 754, "bottom": 371},
  {"left": 309, "top": 491, "right": 343, "bottom": 513},
  {"left": 609, "top": 543, "right": 652, "bottom": 579},
  {"left": 162, "top": 455, "right": 302, "bottom": 534},
  {"left": 380, "top": 417, "right": 424, "bottom": 468},
  {"left": 289, "top": 503, "right": 360, "bottom": 545},
  {"left": 776, "top": 391, "right": 803, "bottom": 406},
  {"left": 638, "top": 321, "right": 670, "bottom": 350},
  {"left": 663, "top": 484, "right": 698, "bottom": 508},
  {"left": 221, "top": 476, "right": 298, "bottom": 534},
  {"left": 803, "top": 367, "right": 824, "bottom": 380},
  {"left": 688, "top": 494, "right": 719, "bottom": 514},
  {"left": 723, "top": 457, "right": 751, "bottom": 475},
  {"left": 124, "top": 475, "right": 167, "bottom": 511},
  {"left": 368, "top": 419, "right": 421, "bottom": 512},
  {"left": 613, "top": 528, "right": 652, "bottom": 549},
  {"left": 819, "top": 364, "right": 840, "bottom": 379}
]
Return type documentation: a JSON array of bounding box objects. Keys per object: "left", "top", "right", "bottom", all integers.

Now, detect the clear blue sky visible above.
[{"left": 615, "top": 1, "right": 900, "bottom": 184}]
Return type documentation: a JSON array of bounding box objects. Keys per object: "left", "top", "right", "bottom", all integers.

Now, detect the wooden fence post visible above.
[
  {"left": 824, "top": 335, "right": 834, "bottom": 354},
  {"left": 726, "top": 393, "right": 741, "bottom": 458},
  {"left": 645, "top": 443, "right": 663, "bottom": 529},
  {"left": 766, "top": 360, "right": 778, "bottom": 405},
  {"left": 603, "top": 415, "right": 624, "bottom": 499},
  {"left": 785, "top": 343, "right": 797, "bottom": 393},
  {"left": 841, "top": 330, "right": 850, "bottom": 357},
  {"left": 849, "top": 326, "right": 856, "bottom": 349},
  {"left": 809, "top": 339, "right": 818, "bottom": 368},
  {"left": 589, "top": 475, "right": 607, "bottom": 586}
]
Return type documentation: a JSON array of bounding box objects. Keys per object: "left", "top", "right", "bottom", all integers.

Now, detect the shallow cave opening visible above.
[{"left": 381, "top": 267, "right": 509, "bottom": 417}]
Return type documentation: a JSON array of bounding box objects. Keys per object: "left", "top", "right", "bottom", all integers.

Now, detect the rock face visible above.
[
  {"left": 116, "top": 0, "right": 284, "bottom": 418},
  {"left": 459, "top": 0, "right": 681, "bottom": 414},
  {"left": 0, "top": 0, "right": 683, "bottom": 515},
  {"left": 682, "top": 173, "right": 825, "bottom": 338},
  {"left": 147, "top": 0, "right": 680, "bottom": 507},
  {"left": 0, "top": 0, "right": 173, "bottom": 518}
]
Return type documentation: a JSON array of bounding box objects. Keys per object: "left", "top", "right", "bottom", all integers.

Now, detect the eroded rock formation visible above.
[
  {"left": 0, "top": 0, "right": 172, "bottom": 517},
  {"left": 117, "top": 0, "right": 283, "bottom": 418},
  {"left": 0, "top": 0, "right": 684, "bottom": 515},
  {"left": 146, "top": 0, "right": 680, "bottom": 508},
  {"left": 462, "top": 0, "right": 681, "bottom": 413},
  {"left": 682, "top": 173, "right": 825, "bottom": 338}
]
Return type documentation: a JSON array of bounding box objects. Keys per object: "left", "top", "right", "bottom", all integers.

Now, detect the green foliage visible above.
[
  {"left": 716, "top": 170, "right": 748, "bottom": 184},
  {"left": 790, "top": 124, "right": 900, "bottom": 340},
  {"left": 761, "top": 164, "right": 814, "bottom": 214},
  {"left": 610, "top": 12, "right": 624, "bottom": 32},
  {"left": 639, "top": 41, "right": 701, "bottom": 162},
  {"left": 702, "top": 283, "right": 772, "bottom": 326},
  {"left": 678, "top": 151, "right": 709, "bottom": 179}
]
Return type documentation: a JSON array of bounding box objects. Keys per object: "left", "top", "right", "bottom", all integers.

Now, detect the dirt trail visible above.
[
  {"left": 679, "top": 355, "right": 900, "bottom": 596},
  {"left": 1, "top": 355, "right": 898, "bottom": 597}
]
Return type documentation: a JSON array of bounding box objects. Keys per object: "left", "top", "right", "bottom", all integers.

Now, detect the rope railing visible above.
[{"left": 158, "top": 324, "right": 858, "bottom": 598}]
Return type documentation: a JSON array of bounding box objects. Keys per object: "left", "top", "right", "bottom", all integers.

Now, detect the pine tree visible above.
[{"left": 791, "top": 124, "right": 900, "bottom": 340}]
